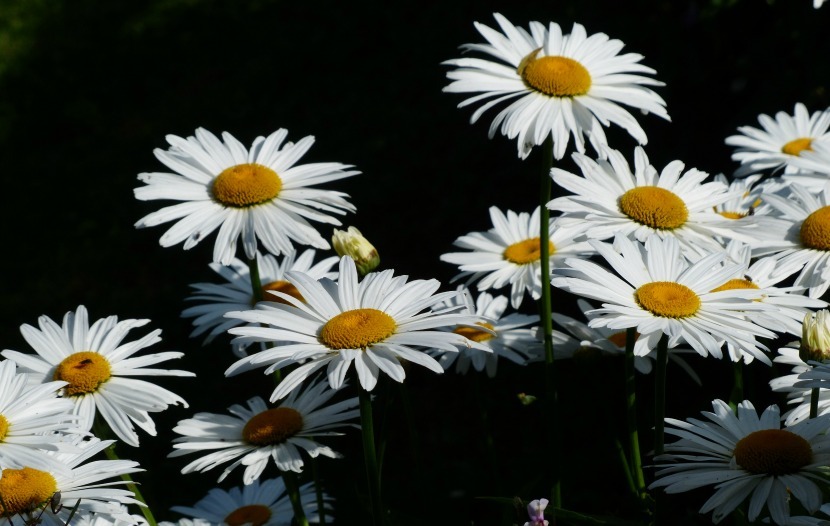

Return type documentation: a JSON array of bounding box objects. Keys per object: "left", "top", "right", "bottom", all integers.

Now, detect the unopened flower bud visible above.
[
  {"left": 332, "top": 226, "right": 380, "bottom": 276},
  {"left": 800, "top": 310, "right": 830, "bottom": 363}
]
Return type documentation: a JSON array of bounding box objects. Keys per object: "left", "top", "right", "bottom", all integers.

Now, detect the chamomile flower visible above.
[
  {"left": 444, "top": 13, "right": 668, "bottom": 159},
  {"left": 440, "top": 206, "right": 593, "bottom": 309},
  {"left": 651, "top": 399, "right": 830, "bottom": 525},
  {"left": 170, "top": 379, "right": 358, "bottom": 484},
  {"left": 225, "top": 256, "right": 489, "bottom": 400},
  {"left": 134, "top": 128, "right": 358, "bottom": 265},
  {"left": 551, "top": 234, "right": 775, "bottom": 361},
  {"left": 1, "top": 306, "right": 194, "bottom": 447},
  {"left": 548, "top": 146, "right": 762, "bottom": 260},
  {"left": 171, "top": 477, "right": 332, "bottom": 525},
  {"left": 725, "top": 103, "right": 830, "bottom": 177},
  {"left": 182, "top": 250, "right": 338, "bottom": 356}
]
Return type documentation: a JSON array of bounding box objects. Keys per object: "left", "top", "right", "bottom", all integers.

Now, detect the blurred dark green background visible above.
[{"left": 0, "top": 0, "right": 828, "bottom": 524}]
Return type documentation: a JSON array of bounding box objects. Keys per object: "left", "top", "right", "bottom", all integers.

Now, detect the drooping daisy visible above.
[
  {"left": 444, "top": 13, "right": 669, "bottom": 159},
  {"left": 429, "top": 286, "right": 549, "bottom": 376},
  {"left": 725, "top": 103, "right": 830, "bottom": 177},
  {"left": 171, "top": 477, "right": 332, "bottom": 525},
  {"left": 551, "top": 234, "right": 775, "bottom": 361},
  {"left": 134, "top": 128, "right": 358, "bottom": 265},
  {"left": 225, "top": 256, "right": 490, "bottom": 400},
  {"left": 170, "top": 379, "right": 358, "bottom": 484},
  {"left": 548, "top": 146, "right": 767, "bottom": 260},
  {"left": 769, "top": 344, "right": 830, "bottom": 426},
  {"left": 1, "top": 305, "right": 195, "bottom": 447},
  {"left": 440, "top": 206, "right": 593, "bottom": 309},
  {"left": 182, "top": 250, "right": 338, "bottom": 356},
  {"left": 651, "top": 399, "right": 830, "bottom": 525},
  {"left": 0, "top": 435, "right": 142, "bottom": 526}
]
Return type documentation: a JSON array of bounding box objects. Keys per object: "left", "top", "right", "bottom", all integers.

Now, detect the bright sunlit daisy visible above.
[
  {"left": 182, "top": 250, "right": 338, "bottom": 356},
  {"left": 170, "top": 379, "right": 358, "bottom": 484},
  {"left": 548, "top": 146, "right": 765, "bottom": 260},
  {"left": 551, "top": 234, "right": 776, "bottom": 361},
  {"left": 444, "top": 13, "right": 669, "bottom": 159},
  {"left": 225, "top": 256, "right": 489, "bottom": 400},
  {"left": 440, "top": 206, "right": 592, "bottom": 309},
  {"left": 134, "top": 128, "right": 358, "bottom": 265},
  {"left": 725, "top": 103, "right": 830, "bottom": 177},
  {"left": 651, "top": 399, "right": 830, "bottom": 525},
  {"left": 1, "top": 305, "right": 195, "bottom": 447},
  {"left": 171, "top": 477, "right": 332, "bottom": 525}
]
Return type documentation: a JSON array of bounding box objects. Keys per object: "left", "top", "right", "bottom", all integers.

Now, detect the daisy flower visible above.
[
  {"left": 1, "top": 305, "right": 195, "bottom": 447},
  {"left": 171, "top": 477, "right": 332, "bottom": 525},
  {"left": 786, "top": 140, "right": 830, "bottom": 190},
  {"left": 134, "top": 127, "right": 358, "bottom": 265},
  {"left": 551, "top": 234, "right": 775, "bottom": 361},
  {"left": 444, "top": 13, "right": 669, "bottom": 159},
  {"left": 225, "top": 256, "right": 489, "bottom": 400},
  {"left": 430, "top": 286, "right": 549, "bottom": 376},
  {"left": 440, "top": 206, "right": 593, "bottom": 308},
  {"left": 548, "top": 146, "right": 765, "bottom": 260},
  {"left": 651, "top": 399, "right": 830, "bottom": 525},
  {"left": 0, "top": 435, "right": 142, "bottom": 525},
  {"left": 182, "top": 250, "right": 338, "bottom": 356},
  {"left": 169, "top": 379, "right": 358, "bottom": 484},
  {"left": 770, "top": 336, "right": 830, "bottom": 426},
  {"left": 725, "top": 103, "right": 830, "bottom": 177}
]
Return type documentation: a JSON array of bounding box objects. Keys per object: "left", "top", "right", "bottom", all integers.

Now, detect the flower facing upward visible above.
[
  {"left": 1, "top": 306, "right": 194, "bottom": 447},
  {"left": 651, "top": 399, "right": 830, "bottom": 525},
  {"left": 170, "top": 379, "right": 357, "bottom": 484},
  {"left": 225, "top": 256, "right": 489, "bottom": 400},
  {"left": 332, "top": 226, "right": 380, "bottom": 276},
  {"left": 444, "top": 13, "right": 669, "bottom": 159},
  {"left": 801, "top": 310, "right": 830, "bottom": 363},
  {"left": 134, "top": 128, "right": 358, "bottom": 265}
]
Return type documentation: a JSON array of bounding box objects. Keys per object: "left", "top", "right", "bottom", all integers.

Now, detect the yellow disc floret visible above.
[
  {"left": 800, "top": 206, "right": 830, "bottom": 251},
  {"left": 0, "top": 414, "right": 8, "bottom": 442},
  {"left": 319, "top": 308, "right": 397, "bottom": 350},
  {"left": 734, "top": 429, "right": 812, "bottom": 475},
  {"left": 619, "top": 187, "right": 689, "bottom": 230},
  {"left": 212, "top": 163, "right": 282, "bottom": 208},
  {"left": 519, "top": 49, "right": 592, "bottom": 97},
  {"left": 260, "top": 280, "right": 304, "bottom": 305},
  {"left": 454, "top": 322, "right": 496, "bottom": 343},
  {"left": 0, "top": 467, "right": 58, "bottom": 517},
  {"left": 53, "top": 351, "right": 112, "bottom": 396},
  {"left": 242, "top": 407, "right": 304, "bottom": 446},
  {"left": 782, "top": 137, "right": 813, "bottom": 156},
  {"left": 710, "top": 279, "right": 759, "bottom": 293},
  {"left": 634, "top": 282, "right": 701, "bottom": 318},
  {"left": 503, "top": 238, "right": 555, "bottom": 265},
  {"left": 225, "top": 504, "right": 273, "bottom": 526},
  {"left": 718, "top": 211, "right": 747, "bottom": 220}
]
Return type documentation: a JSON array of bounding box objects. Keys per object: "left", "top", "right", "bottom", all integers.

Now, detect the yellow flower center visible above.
[
  {"left": 619, "top": 187, "right": 689, "bottom": 230},
  {"left": 242, "top": 407, "right": 304, "bottom": 446},
  {"left": 318, "top": 308, "right": 397, "bottom": 350},
  {"left": 212, "top": 163, "right": 282, "bottom": 208},
  {"left": 718, "top": 211, "right": 747, "bottom": 220},
  {"left": 225, "top": 504, "right": 273, "bottom": 526},
  {"left": 800, "top": 205, "right": 830, "bottom": 251},
  {"left": 734, "top": 429, "right": 812, "bottom": 475},
  {"left": 782, "top": 137, "right": 813, "bottom": 156},
  {"left": 519, "top": 49, "right": 592, "bottom": 97},
  {"left": 503, "top": 238, "right": 555, "bottom": 265},
  {"left": 53, "top": 351, "right": 112, "bottom": 396},
  {"left": 259, "top": 280, "right": 304, "bottom": 305},
  {"left": 0, "top": 467, "right": 58, "bottom": 517},
  {"left": 0, "top": 414, "right": 8, "bottom": 442},
  {"left": 453, "top": 322, "right": 496, "bottom": 343},
  {"left": 634, "top": 282, "right": 701, "bottom": 318},
  {"left": 710, "top": 279, "right": 759, "bottom": 293}
]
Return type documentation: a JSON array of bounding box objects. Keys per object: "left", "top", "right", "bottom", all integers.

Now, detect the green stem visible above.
[
  {"left": 654, "top": 333, "right": 669, "bottom": 456},
  {"left": 311, "top": 457, "right": 327, "bottom": 526},
  {"left": 282, "top": 471, "right": 310, "bottom": 526},
  {"left": 728, "top": 360, "right": 744, "bottom": 411},
  {"left": 357, "top": 378, "right": 385, "bottom": 525},
  {"left": 811, "top": 388, "right": 821, "bottom": 419},
  {"left": 614, "top": 437, "right": 637, "bottom": 499},
  {"left": 624, "top": 328, "right": 646, "bottom": 498}
]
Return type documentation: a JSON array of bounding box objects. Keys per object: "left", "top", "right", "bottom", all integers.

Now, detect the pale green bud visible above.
[
  {"left": 332, "top": 226, "right": 380, "bottom": 276},
  {"left": 800, "top": 310, "right": 830, "bottom": 363}
]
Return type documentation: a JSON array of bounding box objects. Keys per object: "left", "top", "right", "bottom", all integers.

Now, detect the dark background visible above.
[{"left": 0, "top": 1, "right": 828, "bottom": 524}]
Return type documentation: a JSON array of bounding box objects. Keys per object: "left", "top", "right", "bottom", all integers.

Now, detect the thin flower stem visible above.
[
  {"left": 728, "top": 360, "right": 744, "bottom": 411},
  {"left": 311, "top": 457, "right": 327, "bottom": 526},
  {"left": 811, "top": 388, "right": 821, "bottom": 419},
  {"left": 654, "top": 333, "right": 670, "bottom": 456},
  {"left": 624, "top": 328, "right": 646, "bottom": 498},
  {"left": 281, "top": 470, "right": 311, "bottom": 526},
  {"left": 357, "top": 378, "right": 385, "bottom": 526},
  {"left": 538, "top": 136, "right": 561, "bottom": 508},
  {"left": 614, "top": 437, "right": 637, "bottom": 499}
]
